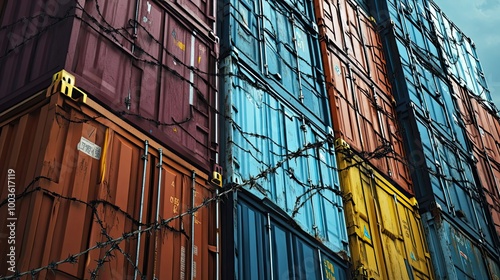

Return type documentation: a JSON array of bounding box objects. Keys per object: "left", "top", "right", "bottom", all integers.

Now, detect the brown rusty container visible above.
[
  {"left": 451, "top": 79, "right": 500, "bottom": 238},
  {"left": 0, "top": 0, "right": 218, "bottom": 174},
  {"left": 319, "top": 40, "right": 413, "bottom": 195},
  {"left": 315, "top": 0, "right": 391, "bottom": 92},
  {"left": 314, "top": 0, "right": 412, "bottom": 194},
  {"left": 0, "top": 85, "right": 219, "bottom": 279}
]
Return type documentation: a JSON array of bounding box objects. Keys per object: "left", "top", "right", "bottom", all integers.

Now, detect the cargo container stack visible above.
[
  {"left": 217, "top": 0, "right": 350, "bottom": 278},
  {"left": 313, "top": 0, "right": 434, "bottom": 278},
  {"left": 428, "top": 1, "right": 500, "bottom": 241},
  {"left": 0, "top": 0, "right": 220, "bottom": 278},
  {"left": 370, "top": 0, "right": 500, "bottom": 278}
]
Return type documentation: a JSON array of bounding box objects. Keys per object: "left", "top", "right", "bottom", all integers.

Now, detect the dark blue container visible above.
[
  {"left": 219, "top": 54, "right": 348, "bottom": 253},
  {"left": 221, "top": 190, "right": 349, "bottom": 280},
  {"left": 218, "top": 0, "right": 328, "bottom": 125},
  {"left": 422, "top": 211, "right": 500, "bottom": 279}
]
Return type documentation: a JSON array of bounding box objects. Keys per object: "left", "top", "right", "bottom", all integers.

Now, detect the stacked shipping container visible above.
[
  {"left": 427, "top": 1, "right": 500, "bottom": 240},
  {"left": 0, "top": 88, "right": 218, "bottom": 279},
  {"left": 314, "top": 0, "right": 413, "bottom": 194},
  {"left": 428, "top": 2, "right": 491, "bottom": 101},
  {"left": 0, "top": 0, "right": 219, "bottom": 174},
  {"left": 3, "top": 0, "right": 500, "bottom": 278},
  {"left": 314, "top": 0, "right": 433, "bottom": 277},
  {"left": 371, "top": 0, "right": 500, "bottom": 278},
  {"left": 452, "top": 79, "right": 500, "bottom": 238},
  {"left": 0, "top": 0, "right": 221, "bottom": 278},
  {"left": 335, "top": 140, "right": 434, "bottom": 279},
  {"left": 222, "top": 191, "right": 349, "bottom": 280},
  {"left": 218, "top": 0, "right": 349, "bottom": 278}
]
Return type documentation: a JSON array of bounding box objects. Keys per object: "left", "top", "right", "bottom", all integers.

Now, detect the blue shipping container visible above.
[
  {"left": 219, "top": 55, "right": 348, "bottom": 253},
  {"left": 422, "top": 211, "right": 500, "bottom": 279},
  {"left": 218, "top": 0, "right": 329, "bottom": 125},
  {"left": 427, "top": 1, "right": 491, "bottom": 102},
  {"left": 221, "top": 191, "right": 349, "bottom": 280},
  {"left": 381, "top": 32, "right": 468, "bottom": 150},
  {"left": 398, "top": 109, "right": 498, "bottom": 252}
]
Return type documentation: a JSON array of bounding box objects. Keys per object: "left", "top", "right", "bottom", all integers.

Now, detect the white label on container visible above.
[{"left": 77, "top": 137, "right": 102, "bottom": 160}]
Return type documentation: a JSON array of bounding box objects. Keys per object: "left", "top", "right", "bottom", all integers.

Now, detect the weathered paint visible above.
[
  {"left": 220, "top": 55, "right": 348, "bottom": 254},
  {"left": 380, "top": 29, "right": 469, "bottom": 151},
  {"left": 316, "top": 0, "right": 413, "bottom": 194},
  {"left": 397, "top": 108, "right": 498, "bottom": 253},
  {"left": 0, "top": 90, "right": 218, "bottom": 279},
  {"left": 218, "top": 0, "right": 329, "bottom": 126},
  {"left": 165, "top": 0, "right": 216, "bottom": 28},
  {"left": 221, "top": 190, "right": 349, "bottom": 280},
  {"left": 451, "top": 79, "right": 500, "bottom": 239},
  {"left": 0, "top": 0, "right": 219, "bottom": 174},
  {"left": 315, "top": 0, "right": 389, "bottom": 85},
  {"left": 428, "top": 1, "right": 491, "bottom": 101},
  {"left": 422, "top": 211, "right": 500, "bottom": 280},
  {"left": 336, "top": 139, "right": 434, "bottom": 280}
]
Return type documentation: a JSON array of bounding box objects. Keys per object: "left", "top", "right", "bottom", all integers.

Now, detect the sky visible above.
[{"left": 432, "top": 0, "right": 500, "bottom": 107}]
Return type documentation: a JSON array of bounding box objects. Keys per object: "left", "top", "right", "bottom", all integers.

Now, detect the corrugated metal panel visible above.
[
  {"left": 397, "top": 109, "right": 498, "bottom": 252},
  {"left": 0, "top": 91, "right": 217, "bottom": 279},
  {"left": 335, "top": 140, "right": 434, "bottom": 280},
  {"left": 70, "top": 0, "right": 218, "bottom": 173},
  {"left": 165, "top": 0, "right": 216, "bottom": 28},
  {"left": 221, "top": 191, "right": 349, "bottom": 280},
  {"left": 0, "top": 1, "right": 219, "bottom": 174},
  {"left": 0, "top": 1, "right": 73, "bottom": 107},
  {"left": 372, "top": 0, "right": 442, "bottom": 73},
  {"left": 451, "top": 79, "right": 500, "bottom": 238},
  {"left": 218, "top": 0, "right": 329, "bottom": 126},
  {"left": 316, "top": 0, "right": 391, "bottom": 90},
  {"left": 220, "top": 55, "right": 348, "bottom": 254},
  {"left": 320, "top": 40, "right": 413, "bottom": 194},
  {"left": 380, "top": 30, "right": 470, "bottom": 152},
  {"left": 428, "top": 1, "right": 491, "bottom": 101},
  {"left": 422, "top": 211, "right": 500, "bottom": 280}
]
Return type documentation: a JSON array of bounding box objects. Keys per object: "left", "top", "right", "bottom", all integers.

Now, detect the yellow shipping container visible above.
[{"left": 335, "top": 139, "right": 434, "bottom": 280}]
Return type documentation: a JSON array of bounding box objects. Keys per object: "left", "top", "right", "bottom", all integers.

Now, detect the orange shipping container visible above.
[{"left": 0, "top": 82, "right": 218, "bottom": 279}]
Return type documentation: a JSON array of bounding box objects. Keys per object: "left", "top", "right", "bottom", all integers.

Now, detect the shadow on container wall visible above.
[{"left": 335, "top": 139, "right": 434, "bottom": 280}]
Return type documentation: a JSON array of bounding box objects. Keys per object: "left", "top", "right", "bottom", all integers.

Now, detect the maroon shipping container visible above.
[
  {"left": 0, "top": 88, "right": 219, "bottom": 279},
  {"left": 451, "top": 80, "right": 500, "bottom": 237},
  {"left": 163, "top": 0, "right": 216, "bottom": 29},
  {"left": 315, "top": 0, "right": 391, "bottom": 92},
  {"left": 0, "top": 0, "right": 218, "bottom": 174}
]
